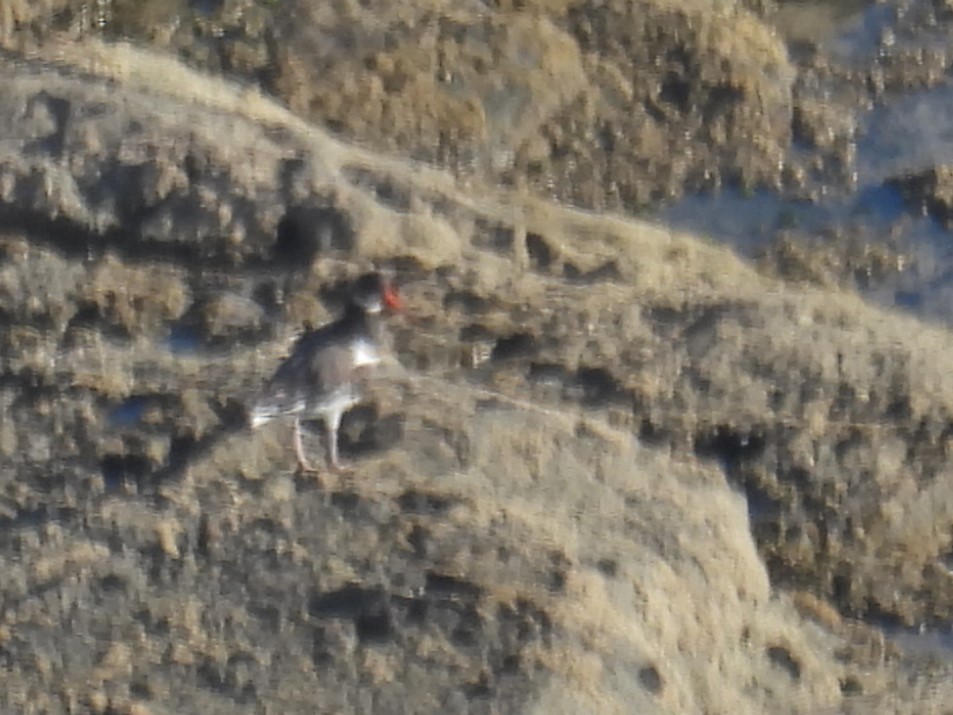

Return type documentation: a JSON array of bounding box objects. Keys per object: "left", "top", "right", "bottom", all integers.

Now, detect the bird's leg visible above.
[
  {"left": 325, "top": 409, "right": 345, "bottom": 472},
  {"left": 293, "top": 418, "right": 318, "bottom": 474}
]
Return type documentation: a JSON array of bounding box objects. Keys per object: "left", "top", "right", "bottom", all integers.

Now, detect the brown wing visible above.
[
  {"left": 304, "top": 342, "right": 357, "bottom": 393},
  {"left": 252, "top": 337, "right": 357, "bottom": 420}
]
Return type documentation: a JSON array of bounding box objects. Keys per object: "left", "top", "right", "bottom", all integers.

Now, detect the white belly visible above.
[{"left": 350, "top": 338, "right": 381, "bottom": 368}]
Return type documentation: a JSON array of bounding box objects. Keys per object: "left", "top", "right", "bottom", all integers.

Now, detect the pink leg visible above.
[
  {"left": 326, "top": 410, "right": 343, "bottom": 471},
  {"left": 293, "top": 419, "right": 317, "bottom": 473}
]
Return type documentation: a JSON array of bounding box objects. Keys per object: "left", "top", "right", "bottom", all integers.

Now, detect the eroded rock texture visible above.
[{"left": 0, "top": 17, "right": 952, "bottom": 715}]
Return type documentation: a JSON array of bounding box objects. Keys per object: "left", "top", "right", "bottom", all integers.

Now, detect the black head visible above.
[{"left": 349, "top": 272, "right": 402, "bottom": 314}]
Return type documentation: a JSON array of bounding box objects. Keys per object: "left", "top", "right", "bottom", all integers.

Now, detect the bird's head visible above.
[{"left": 350, "top": 271, "right": 402, "bottom": 314}]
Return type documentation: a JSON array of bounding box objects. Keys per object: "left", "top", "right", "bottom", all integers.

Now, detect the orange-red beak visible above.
[{"left": 382, "top": 284, "right": 402, "bottom": 312}]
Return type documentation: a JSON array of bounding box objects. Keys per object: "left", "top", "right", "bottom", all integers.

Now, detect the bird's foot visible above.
[
  {"left": 295, "top": 459, "right": 321, "bottom": 476},
  {"left": 327, "top": 459, "right": 353, "bottom": 474}
]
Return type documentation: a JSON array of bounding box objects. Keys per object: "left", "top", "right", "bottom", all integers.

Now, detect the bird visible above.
[{"left": 249, "top": 271, "right": 402, "bottom": 473}]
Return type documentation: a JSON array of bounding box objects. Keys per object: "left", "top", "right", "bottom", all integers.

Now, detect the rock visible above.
[
  {"left": 270, "top": 0, "right": 794, "bottom": 208},
  {"left": 5, "top": 0, "right": 796, "bottom": 211},
  {"left": 889, "top": 164, "right": 953, "bottom": 226},
  {"left": 1, "top": 30, "right": 953, "bottom": 715}
]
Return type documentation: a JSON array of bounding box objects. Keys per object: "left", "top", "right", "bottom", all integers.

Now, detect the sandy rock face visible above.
[
  {"left": 271, "top": 0, "right": 794, "bottom": 208},
  {"left": 4, "top": 0, "right": 795, "bottom": 213},
  {"left": 1, "top": 32, "right": 953, "bottom": 715}
]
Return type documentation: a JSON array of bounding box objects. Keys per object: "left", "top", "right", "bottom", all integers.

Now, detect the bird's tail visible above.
[{"left": 248, "top": 387, "right": 301, "bottom": 428}]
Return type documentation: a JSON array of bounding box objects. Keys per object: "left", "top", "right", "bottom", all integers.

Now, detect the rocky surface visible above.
[
  {"left": 890, "top": 164, "right": 953, "bottom": 226},
  {"left": 3, "top": 2, "right": 953, "bottom": 715},
  {"left": 0, "top": 36, "right": 950, "bottom": 713},
  {"left": 271, "top": 0, "right": 795, "bottom": 209},
  {"left": 2, "top": 0, "right": 799, "bottom": 209}
]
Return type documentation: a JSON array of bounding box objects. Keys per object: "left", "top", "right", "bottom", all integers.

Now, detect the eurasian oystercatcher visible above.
[{"left": 250, "top": 271, "right": 402, "bottom": 472}]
